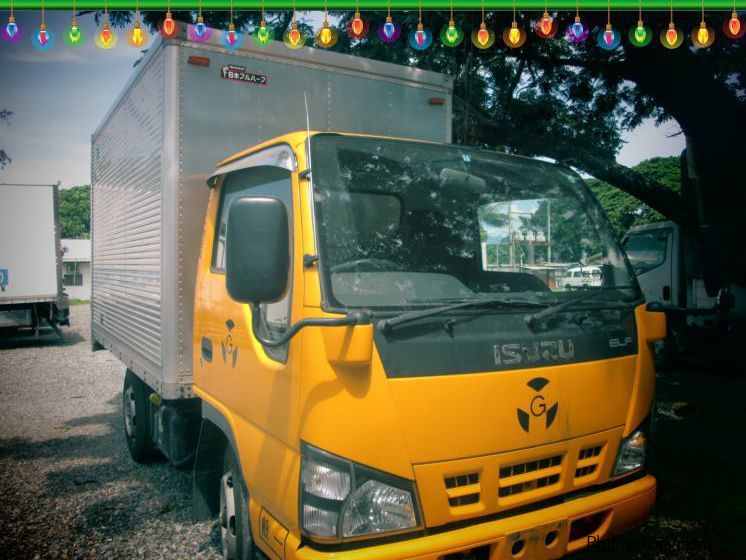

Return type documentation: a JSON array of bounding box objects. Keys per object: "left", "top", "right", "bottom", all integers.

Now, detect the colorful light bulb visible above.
[
  {"left": 6, "top": 16, "right": 18, "bottom": 39},
  {"left": 477, "top": 23, "right": 490, "bottom": 46},
  {"left": 319, "top": 22, "right": 332, "bottom": 45},
  {"left": 446, "top": 21, "right": 458, "bottom": 43},
  {"left": 729, "top": 12, "right": 741, "bottom": 36},
  {"left": 163, "top": 12, "right": 175, "bottom": 36},
  {"left": 289, "top": 23, "right": 301, "bottom": 46},
  {"left": 383, "top": 17, "right": 395, "bottom": 39},
  {"left": 226, "top": 23, "right": 237, "bottom": 46},
  {"left": 130, "top": 21, "right": 143, "bottom": 46},
  {"left": 196, "top": 16, "right": 207, "bottom": 38},
  {"left": 540, "top": 12, "right": 553, "bottom": 36},
  {"left": 101, "top": 22, "right": 112, "bottom": 46},
  {"left": 697, "top": 21, "right": 709, "bottom": 45},
  {"left": 604, "top": 23, "right": 614, "bottom": 45},
  {"left": 666, "top": 23, "right": 678, "bottom": 46},
  {"left": 351, "top": 12, "right": 364, "bottom": 36},
  {"left": 415, "top": 23, "right": 425, "bottom": 47},
  {"left": 508, "top": 22, "right": 520, "bottom": 45},
  {"left": 68, "top": 20, "right": 81, "bottom": 44},
  {"left": 256, "top": 20, "right": 270, "bottom": 45},
  {"left": 37, "top": 23, "right": 48, "bottom": 46},
  {"left": 572, "top": 16, "right": 584, "bottom": 38},
  {"left": 634, "top": 20, "right": 647, "bottom": 43}
]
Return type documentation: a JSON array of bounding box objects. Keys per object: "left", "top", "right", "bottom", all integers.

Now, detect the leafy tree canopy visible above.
[
  {"left": 59, "top": 185, "right": 91, "bottom": 239},
  {"left": 588, "top": 156, "right": 681, "bottom": 239}
]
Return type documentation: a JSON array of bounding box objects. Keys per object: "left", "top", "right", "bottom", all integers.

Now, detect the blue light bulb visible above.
[
  {"left": 6, "top": 19, "right": 18, "bottom": 38},
  {"left": 384, "top": 21, "right": 395, "bottom": 38},
  {"left": 196, "top": 22, "right": 206, "bottom": 38},
  {"left": 572, "top": 21, "right": 584, "bottom": 37}
]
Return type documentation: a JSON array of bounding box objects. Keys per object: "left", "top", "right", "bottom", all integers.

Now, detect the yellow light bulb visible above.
[
  {"left": 131, "top": 21, "right": 143, "bottom": 47},
  {"left": 697, "top": 22, "right": 709, "bottom": 45},
  {"left": 320, "top": 25, "right": 332, "bottom": 45},
  {"left": 508, "top": 23, "right": 520, "bottom": 45}
]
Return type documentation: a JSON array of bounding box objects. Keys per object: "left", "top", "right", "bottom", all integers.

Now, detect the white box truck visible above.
[
  {"left": 622, "top": 220, "right": 746, "bottom": 365},
  {"left": 91, "top": 30, "right": 452, "bottom": 458},
  {"left": 0, "top": 184, "right": 70, "bottom": 333}
]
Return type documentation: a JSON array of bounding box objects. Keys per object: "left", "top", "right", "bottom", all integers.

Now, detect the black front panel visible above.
[{"left": 373, "top": 308, "right": 638, "bottom": 378}]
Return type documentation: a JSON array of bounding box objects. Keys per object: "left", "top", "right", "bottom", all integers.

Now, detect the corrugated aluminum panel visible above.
[
  {"left": 92, "top": 34, "right": 452, "bottom": 399},
  {"left": 91, "top": 49, "right": 166, "bottom": 392}
]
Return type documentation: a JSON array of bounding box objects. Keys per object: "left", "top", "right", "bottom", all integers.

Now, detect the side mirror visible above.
[{"left": 225, "top": 196, "right": 289, "bottom": 304}]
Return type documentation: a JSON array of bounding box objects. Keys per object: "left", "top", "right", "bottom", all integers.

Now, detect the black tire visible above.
[
  {"left": 220, "top": 446, "right": 255, "bottom": 560},
  {"left": 122, "top": 369, "right": 157, "bottom": 463}
]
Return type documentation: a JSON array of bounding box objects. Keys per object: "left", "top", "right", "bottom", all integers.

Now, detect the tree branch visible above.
[{"left": 453, "top": 95, "right": 695, "bottom": 227}]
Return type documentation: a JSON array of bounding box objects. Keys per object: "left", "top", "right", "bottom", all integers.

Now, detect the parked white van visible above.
[{"left": 562, "top": 265, "right": 603, "bottom": 289}]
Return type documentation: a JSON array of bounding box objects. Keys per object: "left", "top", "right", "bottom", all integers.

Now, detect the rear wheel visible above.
[
  {"left": 220, "top": 446, "right": 254, "bottom": 560},
  {"left": 122, "top": 369, "right": 157, "bottom": 463}
]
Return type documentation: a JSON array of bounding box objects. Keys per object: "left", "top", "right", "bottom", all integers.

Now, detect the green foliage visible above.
[
  {"left": 59, "top": 185, "right": 91, "bottom": 239},
  {"left": 588, "top": 157, "right": 681, "bottom": 239}
]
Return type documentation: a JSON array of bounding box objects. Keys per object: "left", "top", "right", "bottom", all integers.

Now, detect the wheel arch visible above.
[{"left": 192, "top": 401, "right": 242, "bottom": 521}]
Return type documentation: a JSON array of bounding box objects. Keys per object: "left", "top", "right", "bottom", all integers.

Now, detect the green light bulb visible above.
[{"left": 634, "top": 21, "right": 646, "bottom": 43}]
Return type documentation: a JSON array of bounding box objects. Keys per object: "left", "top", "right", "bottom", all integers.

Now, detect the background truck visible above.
[
  {"left": 622, "top": 220, "right": 746, "bottom": 365},
  {"left": 91, "top": 30, "right": 452, "bottom": 458},
  {"left": 0, "top": 183, "right": 69, "bottom": 334}
]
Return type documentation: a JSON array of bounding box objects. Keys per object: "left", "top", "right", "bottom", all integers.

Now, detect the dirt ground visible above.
[{"left": 0, "top": 304, "right": 743, "bottom": 559}]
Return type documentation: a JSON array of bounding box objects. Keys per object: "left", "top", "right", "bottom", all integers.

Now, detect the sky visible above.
[{"left": 0, "top": 10, "right": 685, "bottom": 190}]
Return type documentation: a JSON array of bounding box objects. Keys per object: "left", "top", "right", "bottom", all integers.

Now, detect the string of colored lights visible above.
[{"left": 3, "top": 4, "right": 744, "bottom": 49}]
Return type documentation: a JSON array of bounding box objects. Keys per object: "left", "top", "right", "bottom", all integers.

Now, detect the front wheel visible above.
[
  {"left": 220, "top": 446, "right": 254, "bottom": 560},
  {"left": 122, "top": 369, "right": 157, "bottom": 463}
]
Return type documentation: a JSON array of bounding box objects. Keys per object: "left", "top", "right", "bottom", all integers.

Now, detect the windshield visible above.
[
  {"left": 622, "top": 228, "right": 670, "bottom": 274},
  {"left": 311, "top": 135, "right": 638, "bottom": 311}
]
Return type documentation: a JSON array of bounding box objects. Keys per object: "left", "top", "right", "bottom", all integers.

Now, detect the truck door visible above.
[{"left": 194, "top": 158, "right": 301, "bottom": 527}]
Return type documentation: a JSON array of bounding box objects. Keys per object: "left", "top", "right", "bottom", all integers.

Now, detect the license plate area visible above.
[{"left": 498, "top": 519, "right": 568, "bottom": 560}]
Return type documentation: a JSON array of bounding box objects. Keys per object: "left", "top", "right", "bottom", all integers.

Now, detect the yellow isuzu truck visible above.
[{"left": 92, "top": 30, "right": 665, "bottom": 560}]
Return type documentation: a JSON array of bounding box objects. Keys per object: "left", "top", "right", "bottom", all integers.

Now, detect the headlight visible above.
[
  {"left": 612, "top": 429, "right": 646, "bottom": 477},
  {"left": 300, "top": 443, "right": 422, "bottom": 543}
]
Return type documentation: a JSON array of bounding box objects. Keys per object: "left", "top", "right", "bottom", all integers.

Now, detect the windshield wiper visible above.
[
  {"left": 378, "top": 297, "right": 548, "bottom": 332},
  {"left": 524, "top": 287, "right": 642, "bottom": 331}
]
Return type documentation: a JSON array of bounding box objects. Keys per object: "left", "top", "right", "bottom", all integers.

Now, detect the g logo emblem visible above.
[{"left": 517, "top": 377, "right": 558, "bottom": 433}]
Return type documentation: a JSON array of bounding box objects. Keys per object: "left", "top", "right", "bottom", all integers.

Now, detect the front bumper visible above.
[{"left": 288, "top": 474, "right": 656, "bottom": 560}]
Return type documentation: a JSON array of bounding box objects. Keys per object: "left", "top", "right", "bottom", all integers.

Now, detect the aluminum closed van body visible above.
[
  {"left": 91, "top": 31, "right": 453, "bottom": 400},
  {"left": 0, "top": 184, "right": 69, "bottom": 330}
]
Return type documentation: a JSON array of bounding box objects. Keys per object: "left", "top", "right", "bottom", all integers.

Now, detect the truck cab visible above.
[{"left": 191, "top": 132, "right": 666, "bottom": 560}]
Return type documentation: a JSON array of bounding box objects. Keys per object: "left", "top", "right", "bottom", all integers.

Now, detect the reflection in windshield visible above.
[{"left": 311, "top": 135, "right": 637, "bottom": 310}]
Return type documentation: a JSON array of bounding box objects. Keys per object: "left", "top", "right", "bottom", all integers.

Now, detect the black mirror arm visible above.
[{"left": 250, "top": 304, "right": 371, "bottom": 348}]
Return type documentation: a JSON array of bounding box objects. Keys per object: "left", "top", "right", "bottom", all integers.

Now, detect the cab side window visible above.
[{"left": 213, "top": 166, "right": 293, "bottom": 362}]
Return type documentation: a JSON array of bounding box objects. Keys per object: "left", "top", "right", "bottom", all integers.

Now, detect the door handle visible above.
[{"left": 201, "top": 337, "right": 213, "bottom": 363}]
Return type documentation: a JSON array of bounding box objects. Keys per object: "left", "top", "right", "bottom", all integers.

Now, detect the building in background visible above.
[{"left": 61, "top": 239, "right": 91, "bottom": 300}]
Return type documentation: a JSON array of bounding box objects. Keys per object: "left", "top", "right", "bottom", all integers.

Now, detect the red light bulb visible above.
[
  {"left": 163, "top": 12, "right": 175, "bottom": 36},
  {"left": 666, "top": 23, "right": 678, "bottom": 46},
  {"left": 351, "top": 12, "right": 364, "bottom": 36},
  {"left": 729, "top": 13, "right": 741, "bottom": 36},
  {"left": 540, "top": 12, "right": 553, "bottom": 36}
]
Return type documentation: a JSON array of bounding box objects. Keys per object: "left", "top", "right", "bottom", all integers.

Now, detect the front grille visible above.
[
  {"left": 444, "top": 472, "right": 481, "bottom": 509},
  {"left": 499, "top": 473, "right": 560, "bottom": 497},
  {"left": 575, "top": 445, "right": 604, "bottom": 480},
  {"left": 498, "top": 454, "right": 563, "bottom": 499}
]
